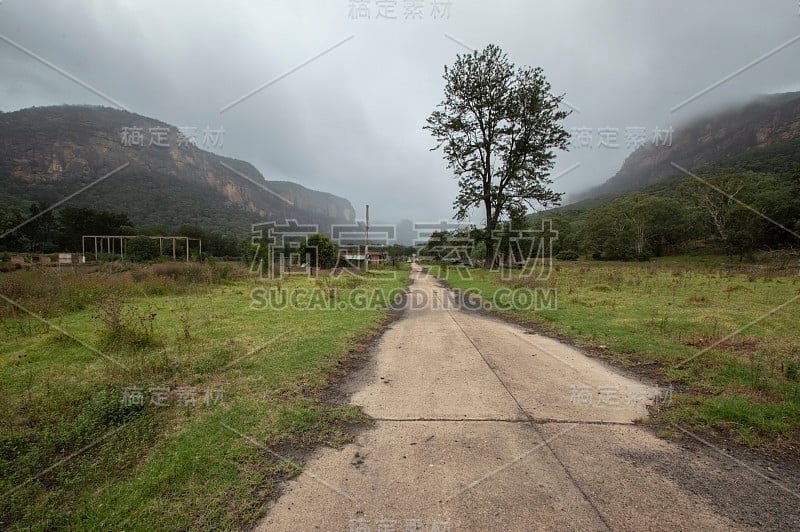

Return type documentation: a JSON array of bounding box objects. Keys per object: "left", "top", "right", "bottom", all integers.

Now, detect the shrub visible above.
[
  {"left": 77, "top": 389, "right": 143, "bottom": 429},
  {"left": 555, "top": 250, "right": 579, "bottom": 261},
  {"left": 299, "top": 233, "right": 338, "bottom": 269},
  {"left": 785, "top": 361, "right": 799, "bottom": 382},
  {"left": 92, "top": 296, "right": 158, "bottom": 348},
  {"left": 126, "top": 236, "right": 160, "bottom": 262}
]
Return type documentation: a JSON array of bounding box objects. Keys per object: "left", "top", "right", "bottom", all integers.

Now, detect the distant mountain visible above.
[
  {"left": 0, "top": 105, "right": 355, "bottom": 235},
  {"left": 573, "top": 92, "right": 800, "bottom": 201}
]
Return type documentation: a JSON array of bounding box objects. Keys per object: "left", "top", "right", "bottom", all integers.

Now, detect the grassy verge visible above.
[
  {"left": 0, "top": 262, "right": 408, "bottom": 530},
  {"left": 429, "top": 257, "right": 800, "bottom": 449}
]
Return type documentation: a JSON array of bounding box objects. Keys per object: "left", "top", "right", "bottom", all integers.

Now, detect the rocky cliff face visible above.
[
  {"left": 575, "top": 92, "right": 800, "bottom": 200},
  {"left": 0, "top": 105, "right": 355, "bottom": 234}
]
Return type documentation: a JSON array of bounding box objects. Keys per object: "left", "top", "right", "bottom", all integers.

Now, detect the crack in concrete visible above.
[{"left": 370, "top": 417, "right": 639, "bottom": 426}]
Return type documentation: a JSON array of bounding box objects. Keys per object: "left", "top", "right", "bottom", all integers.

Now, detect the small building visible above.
[
  {"left": 58, "top": 253, "right": 84, "bottom": 265},
  {"left": 343, "top": 251, "right": 385, "bottom": 267}
]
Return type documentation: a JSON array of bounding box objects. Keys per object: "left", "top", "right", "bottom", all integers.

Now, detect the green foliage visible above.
[
  {"left": 529, "top": 163, "right": 798, "bottom": 262},
  {"left": 175, "top": 225, "right": 243, "bottom": 259},
  {"left": 729, "top": 136, "right": 800, "bottom": 175},
  {"left": 579, "top": 193, "right": 687, "bottom": 261},
  {"left": 723, "top": 204, "right": 761, "bottom": 260},
  {"left": 125, "top": 236, "right": 160, "bottom": 262},
  {"left": 679, "top": 170, "right": 800, "bottom": 258},
  {"left": 426, "top": 44, "right": 570, "bottom": 261},
  {"left": 57, "top": 207, "right": 132, "bottom": 251},
  {"left": 92, "top": 295, "right": 158, "bottom": 348},
  {"left": 471, "top": 240, "right": 487, "bottom": 261},
  {"left": 785, "top": 361, "right": 799, "bottom": 382},
  {"left": 243, "top": 241, "right": 264, "bottom": 274},
  {"left": 421, "top": 230, "right": 449, "bottom": 260},
  {"left": 0, "top": 205, "right": 244, "bottom": 259},
  {"left": 0, "top": 202, "right": 60, "bottom": 252},
  {"left": 384, "top": 244, "right": 416, "bottom": 258},
  {"left": 78, "top": 388, "right": 144, "bottom": 428},
  {"left": 555, "top": 250, "right": 579, "bottom": 260},
  {"left": 0, "top": 206, "right": 26, "bottom": 251},
  {"left": 299, "top": 233, "right": 337, "bottom": 269},
  {"left": 431, "top": 158, "right": 798, "bottom": 264}
]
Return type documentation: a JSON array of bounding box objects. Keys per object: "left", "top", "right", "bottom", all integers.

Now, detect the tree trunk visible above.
[{"left": 484, "top": 199, "right": 495, "bottom": 268}]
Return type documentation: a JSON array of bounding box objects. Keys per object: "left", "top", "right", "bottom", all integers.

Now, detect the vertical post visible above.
[
  {"left": 199, "top": 239, "right": 202, "bottom": 258},
  {"left": 172, "top": 238, "right": 176, "bottom": 261},
  {"left": 365, "top": 204, "right": 369, "bottom": 270},
  {"left": 94, "top": 236, "right": 98, "bottom": 262},
  {"left": 185, "top": 237, "right": 189, "bottom": 262}
]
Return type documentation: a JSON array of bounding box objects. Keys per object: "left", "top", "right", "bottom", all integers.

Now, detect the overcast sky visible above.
[{"left": 2, "top": 0, "right": 799, "bottom": 224}]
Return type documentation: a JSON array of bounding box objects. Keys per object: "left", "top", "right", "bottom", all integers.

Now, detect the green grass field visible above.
[
  {"left": 0, "top": 262, "right": 408, "bottom": 530},
  {"left": 432, "top": 256, "right": 800, "bottom": 448}
]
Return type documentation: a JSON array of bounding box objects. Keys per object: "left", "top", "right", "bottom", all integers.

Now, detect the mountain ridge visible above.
[
  {"left": 0, "top": 105, "right": 355, "bottom": 235},
  {"left": 572, "top": 92, "right": 800, "bottom": 202}
]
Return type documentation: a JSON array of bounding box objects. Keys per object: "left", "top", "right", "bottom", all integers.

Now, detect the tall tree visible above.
[
  {"left": 0, "top": 207, "right": 26, "bottom": 251},
  {"left": 57, "top": 207, "right": 132, "bottom": 251},
  {"left": 299, "top": 233, "right": 338, "bottom": 269},
  {"left": 125, "top": 236, "right": 160, "bottom": 262},
  {"left": 21, "top": 202, "right": 59, "bottom": 252},
  {"left": 425, "top": 44, "right": 570, "bottom": 263},
  {"left": 680, "top": 173, "right": 747, "bottom": 243}
]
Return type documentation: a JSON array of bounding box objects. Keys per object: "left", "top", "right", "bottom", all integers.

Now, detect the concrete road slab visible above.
[
  {"left": 351, "top": 309, "right": 526, "bottom": 420},
  {"left": 452, "top": 312, "right": 653, "bottom": 423},
  {"left": 259, "top": 421, "right": 605, "bottom": 531},
  {"left": 538, "top": 423, "right": 738, "bottom": 531}
]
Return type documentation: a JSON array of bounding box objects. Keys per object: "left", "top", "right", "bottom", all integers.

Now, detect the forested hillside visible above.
[{"left": 538, "top": 136, "right": 800, "bottom": 260}]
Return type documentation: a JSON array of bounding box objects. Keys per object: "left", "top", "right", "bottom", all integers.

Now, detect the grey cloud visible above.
[{"left": 1, "top": 0, "right": 799, "bottom": 222}]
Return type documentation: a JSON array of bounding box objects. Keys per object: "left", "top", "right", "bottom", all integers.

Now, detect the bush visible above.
[
  {"left": 149, "top": 262, "right": 206, "bottom": 283},
  {"left": 299, "top": 233, "right": 338, "bottom": 269},
  {"left": 785, "top": 361, "right": 799, "bottom": 382},
  {"left": 555, "top": 250, "right": 579, "bottom": 261},
  {"left": 92, "top": 296, "right": 158, "bottom": 348},
  {"left": 126, "top": 236, "right": 160, "bottom": 262},
  {"left": 77, "top": 389, "right": 143, "bottom": 430}
]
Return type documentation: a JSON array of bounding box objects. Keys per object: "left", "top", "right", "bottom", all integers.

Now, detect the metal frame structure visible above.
[{"left": 81, "top": 235, "right": 202, "bottom": 262}]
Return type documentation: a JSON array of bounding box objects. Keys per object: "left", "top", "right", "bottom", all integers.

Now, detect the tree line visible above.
[
  {"left": 0, "top": 205, "right": 244, "bottom": 259},
  {"left": 1, "top": 204, "right": 421, "bottom": 265},
  {"left": 419, "top": 169, "right": 800, "bottom": 264},
  {"left": 542, "top": 170, "right": 800, "bottom": 261}
]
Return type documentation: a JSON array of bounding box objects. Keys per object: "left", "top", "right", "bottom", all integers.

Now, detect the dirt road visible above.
[{"left": 258, "top": 266, "right": 800, "bottom": 531}]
